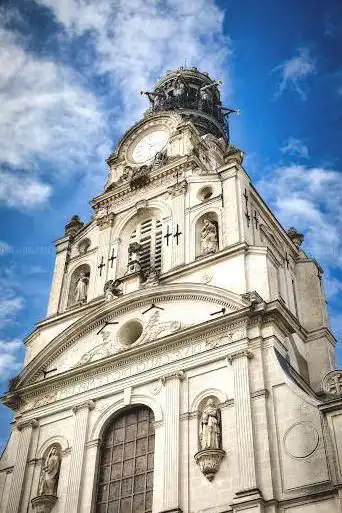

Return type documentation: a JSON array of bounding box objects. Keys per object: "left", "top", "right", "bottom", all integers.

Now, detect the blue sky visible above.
[{"left": 0, "top": 0, "right": 341, "bottom": 451}]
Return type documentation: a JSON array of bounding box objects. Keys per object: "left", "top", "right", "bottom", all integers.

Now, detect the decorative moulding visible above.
[
  {"left": 31, "top": 495, "right": 57, "bottom": 513},
  {"left": 194, "top": 448, "right": 225, "bottom": 481}
]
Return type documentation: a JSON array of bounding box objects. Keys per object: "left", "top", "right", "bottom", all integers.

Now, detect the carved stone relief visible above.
[
  {"left": 322, "top": 370, "right": 342, "bottom": 396},
  {"left": 73, "top": 311, "right": 186, "bottom": 368}
]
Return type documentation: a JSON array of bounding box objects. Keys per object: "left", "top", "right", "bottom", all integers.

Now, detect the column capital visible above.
[
  {"left": 72, "top": 399, "right": 95, "bottom": 414},
  {"left": 227, "top": 350, "right": 254, "bottom": 365},
  {"left": 16, "top": 418, "right": 39, "bottom": 431},
  {"left": 86, "top": 438, "right": 102, "bottom": 449},
  {"left": 161, "top": 370, "right": 185, "bottom": 385}
]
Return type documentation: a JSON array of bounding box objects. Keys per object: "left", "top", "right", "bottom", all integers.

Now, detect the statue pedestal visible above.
[
  {"left": 194, "top": 448, "right": 225, "bottom": 481},
  {"left": 31, "top": 495, "right": 57, "bottom": 513}
]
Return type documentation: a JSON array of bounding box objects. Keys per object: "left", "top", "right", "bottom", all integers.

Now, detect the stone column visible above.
[
  {"left": 227, "top": 350, "right": 258, "bottom": 494},
  {"left": 65, "top": 400, "right": 95, "bottom": 513},
  {"left": 6, "top": 419, "right": 38, "bottom": 513},
  {"left": 161, "top": 371, "right": 184, "bottom": 513}
]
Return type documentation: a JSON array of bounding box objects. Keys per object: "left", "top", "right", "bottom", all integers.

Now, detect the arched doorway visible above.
[{"left": 95, "top": 406, "right": 155, "bottom": 513}]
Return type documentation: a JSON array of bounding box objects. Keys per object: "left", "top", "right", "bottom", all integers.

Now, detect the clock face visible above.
[{"left": 131, "top": 129, "right": 169, "bottom": 164}]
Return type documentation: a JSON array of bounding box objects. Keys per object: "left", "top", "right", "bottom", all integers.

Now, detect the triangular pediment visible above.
[{"left": 15, "top": 283, "right": 248, "bottom": 388}]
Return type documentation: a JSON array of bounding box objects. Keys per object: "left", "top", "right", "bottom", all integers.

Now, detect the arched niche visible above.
[
  {"left": 197, "top": 395, "right": 223, "bottom": 451},
  {"left": 67, "top": 263, "right": 90, "bottom": 308},
  {"left": 36, "top": 442, "right": 62, "bottom": 496},
  {"left": 195, "top": 212, "right": 219, "bottom": 258}
]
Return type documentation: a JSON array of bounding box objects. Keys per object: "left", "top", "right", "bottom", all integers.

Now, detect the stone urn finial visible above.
[
  {"left": 65, "top": 215, "right": 84, "bottom": 238},
  {"left": 287, "top": 226, "right": 304, "bottom": 247}
]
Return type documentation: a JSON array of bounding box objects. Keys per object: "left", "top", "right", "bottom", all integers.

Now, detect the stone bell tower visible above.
[{"left": 1, "top": 67, "right": 342, "bottom": 513}]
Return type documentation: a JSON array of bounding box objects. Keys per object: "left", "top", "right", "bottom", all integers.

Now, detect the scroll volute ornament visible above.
[
  {"left": 194, "top": 397, "right": 225, "bottom": 481},
  {"left": 31, "top": 444, "right": 61, "bottom": 513}
]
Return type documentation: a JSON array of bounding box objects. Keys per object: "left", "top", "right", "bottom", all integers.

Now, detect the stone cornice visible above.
[
  {"left": 92, "top": 155, "right": 197, "bottom": 210},
  {"left": 162, "top": 242, "right": 248, "bottom": 282}
]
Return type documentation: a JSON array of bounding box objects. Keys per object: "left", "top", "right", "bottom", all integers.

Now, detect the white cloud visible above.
[
  {"left": 273, "top": 47, "right": 316, "bottom": 99},
  {"left": 0, "top": 296, "right": 24, "bottom": 324},
  {"left": 0, "top": 170, "right": 51, "bottom": 209},
  {"left": 257, "top": 165, "right": 342, "bottom": 299},
  {"left": 0, "top": 338, "right": 23, "bottom": 380},
  {"left": 0, "top": 21, "right": 109, "bottom": 209},
  {"left": 36, "top": 0, "right": 230, "bottom": 127},
  {"left": 281, "top": 137, "right": 309, "bottom": 159}
]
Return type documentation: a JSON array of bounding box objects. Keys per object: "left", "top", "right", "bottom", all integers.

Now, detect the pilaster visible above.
[
  {"left": 168, "top": 181, "right": 187, "bottom": 269},
  {"left": 161, "top": 371, "right": 184, "bottom": 513},
  {"left": 91, "top": 215, "right": 115, "bottom": 298},
  {"left": 65, "top": 400, "right": 95, "bottom": 513},
  {"left": 6, "top": 419, "right": 38, "bottom": 513},
  {"left": 46, "top": 237, "right": 70, "bottom": 316},
  {"left": 227, "top": 351, "right": 260, "bottom": 497}
]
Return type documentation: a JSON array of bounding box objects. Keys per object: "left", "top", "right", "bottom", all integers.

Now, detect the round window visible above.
[
  {"left": 198, "top": 186, "right": 213, "bottom": 202},
  {"left": 117, "top": 319, "right": 143, "bottom": 346}
]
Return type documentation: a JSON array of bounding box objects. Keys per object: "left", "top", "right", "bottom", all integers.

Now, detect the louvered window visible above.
[{"left": 129, "top": 218, "right": 162, "bottom": 278}]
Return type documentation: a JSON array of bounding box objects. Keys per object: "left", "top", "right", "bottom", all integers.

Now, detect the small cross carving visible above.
[
  {"left": 98, "top": 256, "right": 106, "bottom": 276},
  {"left": 108, "top": 249, "right": 117, "bottom": 268},
  {"left": 253, "top": 210, "right": 259, "bottom": 229},
  {"left": 164, "top": 225, "right": 172, "bottom": 246},
  {"left": 245, "top": 210, "right": 251, "bottom": 227},
  {"left": 243, "top": 188, "right": 249, "bottom": 209},
  {"left": 173, "top": 224, "right": 182, "bottom": 245}
]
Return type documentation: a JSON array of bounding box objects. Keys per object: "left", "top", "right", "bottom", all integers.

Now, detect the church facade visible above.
[{"left": 1, "top": 67, "right": 342, "bottom": 513}]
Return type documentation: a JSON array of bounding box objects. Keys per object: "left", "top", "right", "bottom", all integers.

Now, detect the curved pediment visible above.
[{"left": 15, "top": 283, "right": 248, "bottom": 388}]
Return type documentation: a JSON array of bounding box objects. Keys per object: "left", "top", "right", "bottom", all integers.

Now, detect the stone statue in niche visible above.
[
  {"left": 194, "top": 397, "right": 225, "bottom": 481},
  {"left": 74, "top": 271, "right": 89, "bottom": 304},
  {"left": 38, "top": 445, "right": 61, "bottom": 496},
  {"left": 104, "top": 279, "right": 122, "bottom": 301},
  {"left": 200, "top": 218, "right": 218, "bottom": 255},
  {"left": 199, "top": 398, "right": 221, "bottom": 450}
]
